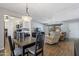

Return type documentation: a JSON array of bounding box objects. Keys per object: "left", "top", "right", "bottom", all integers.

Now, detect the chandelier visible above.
[
  {"left": 4, "top": 15, "right": 9, "bottom": 22},
  {"left": 22, "top": 3, "right": 32, "bottom": 22}
]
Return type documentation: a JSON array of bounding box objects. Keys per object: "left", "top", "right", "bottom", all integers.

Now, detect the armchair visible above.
[{"left": 45, "top": 32, "right": 60, "bottom": 44}]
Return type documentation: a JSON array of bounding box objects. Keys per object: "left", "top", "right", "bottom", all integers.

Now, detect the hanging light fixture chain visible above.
[{"left": 26, "top": 3, "right": 30, "bottom": 16}]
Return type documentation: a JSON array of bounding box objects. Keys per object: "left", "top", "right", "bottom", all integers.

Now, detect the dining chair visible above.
[
  {"left": 8, "top": 36, "right": 28, "bottom": 56},
  {"left": 27, "top": 32, "right": 45, "bottom": 56}
]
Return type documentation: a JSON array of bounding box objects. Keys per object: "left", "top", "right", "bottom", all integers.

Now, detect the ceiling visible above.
[{"left": 0, "top": 3, "right": 79, "bottom": 24}]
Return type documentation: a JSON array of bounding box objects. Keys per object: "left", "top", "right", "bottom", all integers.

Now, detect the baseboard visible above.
[
  {"left": 69, "top": 38, "right": 79, "bottom": 40},
  {"left": 68, "top": 38, "right": 79, "bottom": 42}
]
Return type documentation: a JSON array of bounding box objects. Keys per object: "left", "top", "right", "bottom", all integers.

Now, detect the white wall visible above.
[
  {"left": 0, "top": 8, "right": 22, "bottom": 50},
  {"left": 61, "top": 22, "right": 70, "bottom": 38},
  {"left": 68, "top": 21, "right": 79, "bottom": 39},
  {"left": 7, "top": 20, "right": 14, "bottom": 38},
  {"left": 61, "top": 20, "right": 79, "bottom": 39}
]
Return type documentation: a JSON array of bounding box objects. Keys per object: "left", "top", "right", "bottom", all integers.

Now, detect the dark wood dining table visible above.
[{"left": 13, "top": 38, "right": 36, "bottom": 55}]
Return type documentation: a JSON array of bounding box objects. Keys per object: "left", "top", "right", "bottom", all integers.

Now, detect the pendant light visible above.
[
  {"left": 22, "top": 3, "right": 32, "bottom": 22},
  {"left": 4, "top": 15, "right": 9, "bottom": 22}
]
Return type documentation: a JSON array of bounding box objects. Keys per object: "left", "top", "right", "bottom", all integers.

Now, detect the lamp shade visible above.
[{"left": 22, "top": 16, "right": 32, "bottom": 22}]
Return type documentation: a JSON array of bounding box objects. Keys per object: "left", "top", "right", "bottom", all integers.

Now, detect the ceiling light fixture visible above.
[
  {"left": 4, "top": 15, "right": 9, "bottom": 22},
  {"left": 22, "top": 3, "right": 32, "bottom": 22}
]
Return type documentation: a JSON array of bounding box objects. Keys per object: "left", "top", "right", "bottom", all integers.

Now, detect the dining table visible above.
[{"left": 13, "top": 38, "right": 36, "bottom": 55}]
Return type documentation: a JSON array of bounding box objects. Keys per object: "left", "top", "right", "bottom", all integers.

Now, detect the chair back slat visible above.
[{"left": 35, "top": 32, "right": 45, "bottom": 53}]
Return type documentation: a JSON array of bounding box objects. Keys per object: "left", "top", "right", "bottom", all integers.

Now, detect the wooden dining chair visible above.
[
  {"left": 8, "top": 36, "right": 28, "bottom": 56},
  {"left": 27, "top": 32, "right": 45, "bottom": 56}
]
